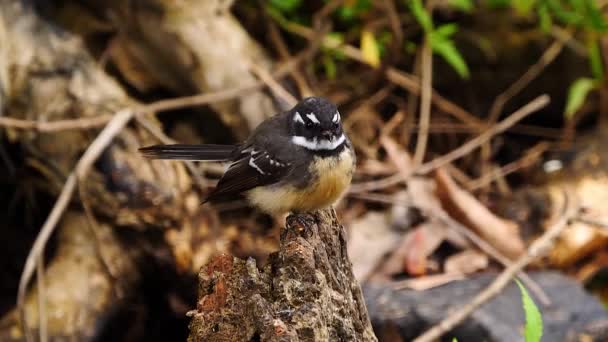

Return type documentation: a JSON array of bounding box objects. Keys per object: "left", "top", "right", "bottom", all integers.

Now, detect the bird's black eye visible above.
[
  {"left": 306, "top": 122, "right": 313, "bottom": 129},
  {"left": 332, "top": 122, "right": 340, "bottom": 131}
]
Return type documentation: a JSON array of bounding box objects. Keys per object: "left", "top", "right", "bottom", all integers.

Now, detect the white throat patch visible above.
[{"left": 292, "top": 134, "right": 346, "bottom": 151}]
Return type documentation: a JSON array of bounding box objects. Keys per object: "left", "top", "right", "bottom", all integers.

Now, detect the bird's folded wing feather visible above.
[{"left": 205, "top": 148, "right": 292, "bottom": 202}]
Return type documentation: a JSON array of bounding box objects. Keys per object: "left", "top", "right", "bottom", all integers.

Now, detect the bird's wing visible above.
[
  {"left": 139, "top": 144, "right": 237, "bottom": 161},
  {"left": 205, "top": 147, "right": 292, "bottom": 202}
]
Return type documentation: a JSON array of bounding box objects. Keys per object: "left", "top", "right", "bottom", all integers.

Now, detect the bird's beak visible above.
[{"left": 321, "top": 130, "right": 333, "bottom": 140}]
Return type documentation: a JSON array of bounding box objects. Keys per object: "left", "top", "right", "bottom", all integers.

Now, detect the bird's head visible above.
[{"left": 289, "top": 97, "right": 345, "bottom": 151}]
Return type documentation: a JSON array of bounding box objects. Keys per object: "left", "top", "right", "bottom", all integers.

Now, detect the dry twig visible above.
[
  {"left": 248, "top": 60, "right": 298, "bottom": 107},
  {"left": 349, "top": 95, "right": 551, "bottom": 193},
  {"left": 0, "top": 54, "right": 310, "bottom": 132},
  {"left": 17, "top": 109, "right": 134, "bottom": 341},
  {"left": 413, "top": 188, "right": 577, "bottom": 342},
  {"left": 467, "top": 142, "right": 549, "bottom": 191},
  {"left": 487, "top": 40, "right": 564, "bottom": 123},
  {"left": 413, "top": 41, "right": 433, "bottom": 167}
]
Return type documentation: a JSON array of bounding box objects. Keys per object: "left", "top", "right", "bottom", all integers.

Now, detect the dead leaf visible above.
[
  {"left": 444, "top": 249, "right": 489, "bottom": 275},
  {"left": 435, "top": 168, "right": 525, "bottom": 259},
  {"left": 381, "top": 135, "right": 413, "bottom": 179},
  {"left": 406, "top": 178, "right": 470, "bottom": 249},
  {"left": 347, "top": 212, "right": 401, "bottom": 282},
  {"left": 379, "top": 221, "right": 447, "bottom": 277}
]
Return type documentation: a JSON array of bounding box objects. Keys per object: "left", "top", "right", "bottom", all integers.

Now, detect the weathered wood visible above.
[
  {"left": 188, "top": 209, "right": 377, "bottom": 342},
  {"left": 73, "top": 0, "right": 278, "bottom": 139}
]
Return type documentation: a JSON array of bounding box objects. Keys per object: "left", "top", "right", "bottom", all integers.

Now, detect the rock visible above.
[{"left": 365, "top": 271, "right": 608, "bottom": 341}]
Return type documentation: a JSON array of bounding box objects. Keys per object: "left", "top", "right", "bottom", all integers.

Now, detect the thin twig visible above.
[
  {"left": 413, "top": 189, "right": 577, "bottom": 342},
  {"left": 36, "top": 253, "right": 47, "bottom": 342},
  {"left": 417, "top": 95, "right": 550, "bottom": 174},
  {"left": 272, "top": 20, "right": 486, "bottom": 129},
  {"left": 349, "top": 95, "right": 550, "bottom": 193},
  {"left": 386, "top": 68, "right": 484, "bottom": 128},
  {"left": 17, "top": 109, "right": 134, "bottom": 341},
  {"left": 466, "top": 142, "right": 549, "bottom": 191},
  {"left": 248, "top": 61, "right": 298, "bottom": 107},
  {"left": 0, "top": 115, "right": 114, "bottom": 132},
  {"left": 267, "top": 20, "right": 313, "bottom": 97},
  {"left": 413, "top": 40, "right": 433, "bottom": 166},
  {"left": 572, "top": 216, "right": 608, "bottom": 229},
  {"left": 480, "top": 40, "right": 562, "bottom": 180},
  {"left": 487, "top": 40, "right": 564, "bottom": 123},
  {"left": 404, "top": 122, "right": 562, "bottom": 138},
  {"left": 0, "top": 53, "right": 310, "bottom": 132}
]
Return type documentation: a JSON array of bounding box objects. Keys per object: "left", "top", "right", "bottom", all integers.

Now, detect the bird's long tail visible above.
[{"left": 139, "top": 144, "right": 237, "bottom": 161}]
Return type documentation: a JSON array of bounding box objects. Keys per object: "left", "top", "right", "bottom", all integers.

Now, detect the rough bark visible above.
[{"left": 188, "top": 209, "right": 377, "bottom": 342}]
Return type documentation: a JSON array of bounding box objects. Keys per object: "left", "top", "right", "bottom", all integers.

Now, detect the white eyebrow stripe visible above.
[
  {"left": 291, "top": 134, "right": 346, "bottom": 151},
  {"left": 294, "top": 111, "right": 305, "bottom": 124},
  {"left": 306, "top": 113, "right": 320, "bottom": 124},
  {"left": 332, "top": 111, "right": 340, "bottom": 123}
]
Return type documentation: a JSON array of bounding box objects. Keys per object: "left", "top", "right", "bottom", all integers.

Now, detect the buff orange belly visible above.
[{"left": 247, "top": 149, "right": 354, "bottom": 214}]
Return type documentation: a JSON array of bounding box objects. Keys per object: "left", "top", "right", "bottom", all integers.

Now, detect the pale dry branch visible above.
[
  {"left": 413, "top": 41, "right": 433, "bottom": 167},
  {"left": 17, "top": 109, "right": 134, "bottom": 341},
  {"left": 248, "top": 60, "right": 298, "bottom": 107},
  {"left": 0, "top": 54, "right": 309, "bottom": 133}
]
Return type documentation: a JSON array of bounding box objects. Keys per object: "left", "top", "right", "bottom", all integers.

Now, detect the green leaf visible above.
[
  {"left": 269, "top": 0, "right": 302, "bottom": 13},
  {"left": 431, "top": 35, "right": 470, "bottom": 79},
  {"left": 435, "top": 23, "right": 459, "bottom": 38},
  {"left": 588, "top": 39, "right": 604, "bottom": 80},
  {"left": 582, "top": 0, "right": 608, "bottom": 31},
  {"left": 538, "top": 3, "right": 553, "bottom": 32},
  {"left": 361, "top": 30, "right": 381, "bottom": 68},
  {"left": 338, "top": 0, "right": 372, "bottom": 21},
  {"left": 546, "top": 0, "right": 583, "bottom": 25},
  {"left": 486, "top": 0, "right": 512, "bottom": 8},
  {"left": 450, "top": 0, "right": 474, "bottom": 12},
  {"left": 322, "top": 32, "right": 345, "bottom": 51},
  {"left": 409, "top": 0, "right": 433, "bottom": 32},
  {"left": 512, "top": 0, "right": 537, "bottom": 15},
  {"left": 565, "top": 77, "right": 596, "bottom": 119},
  {"left": 377, "top": 31, "right": 393, "bottom": 57},
  {"left": 404, "top": 40, "right": 418, "bottom": 54},
  {"left": 515, "top": 279, "right": 543, "bottom": 342},
  {"left": 322, "top": 54, "right": 337, "bottom": 80}
]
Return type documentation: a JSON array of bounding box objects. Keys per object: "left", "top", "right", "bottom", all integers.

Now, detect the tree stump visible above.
[{"left": 187, "top": 209, "right": 377, "bottom": 342}]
